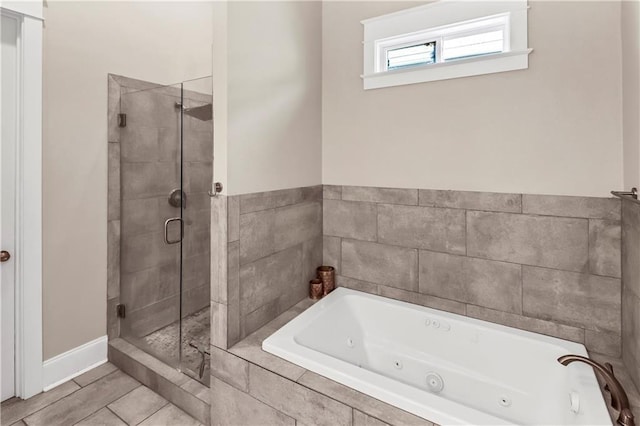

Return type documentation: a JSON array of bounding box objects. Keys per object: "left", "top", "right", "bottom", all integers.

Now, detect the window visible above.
[{"left": 362, "top": 0, "right": 531, "bottom": 90}]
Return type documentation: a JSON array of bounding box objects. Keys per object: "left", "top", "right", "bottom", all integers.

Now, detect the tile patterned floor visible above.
[{"left": 1, "top": 363, "right": 202, "bottom": 426}]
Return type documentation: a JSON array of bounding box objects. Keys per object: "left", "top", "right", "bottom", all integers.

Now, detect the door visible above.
[{"left": 1, "top": 12, "right": 19, "bottom": 402}]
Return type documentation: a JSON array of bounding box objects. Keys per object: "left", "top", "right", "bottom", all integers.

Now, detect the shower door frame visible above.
[{"left": 0, "top": 3, "right": 44, "bottom": 399}]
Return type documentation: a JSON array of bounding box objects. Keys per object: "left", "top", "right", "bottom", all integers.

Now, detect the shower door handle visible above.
[{"left": 164, "top": 217, "right": 183, "bottom": 245}]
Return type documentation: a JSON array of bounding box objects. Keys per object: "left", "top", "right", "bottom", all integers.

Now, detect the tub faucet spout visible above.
[{"left": 558, "top": 354, "right": 635, "bottom": 426}]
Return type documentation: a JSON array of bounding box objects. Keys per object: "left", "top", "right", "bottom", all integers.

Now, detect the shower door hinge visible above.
[
  {"left": 116, "top": 304, "right": 126, "bottom": 318},
  {"left": 118, "top": 113, "right": 127, "bottom": 128}
]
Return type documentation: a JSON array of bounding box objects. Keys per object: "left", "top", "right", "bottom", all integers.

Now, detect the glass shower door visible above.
[
  {"left": 179, "top": 77, "right": 213, "bottom": 384},
  {"left": 119, "top": 82, "right": 184, "bottom": 370}
]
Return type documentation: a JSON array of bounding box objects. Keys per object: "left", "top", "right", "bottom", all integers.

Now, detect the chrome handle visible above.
[
  {"left": 0, "top": 251, "right": 10, "bottom": 262},
  {"left": 164, "top": 217, "right": 183, "bottom": 245}
]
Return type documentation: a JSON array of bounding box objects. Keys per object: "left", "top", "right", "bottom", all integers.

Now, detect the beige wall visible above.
[
  {"left": 322, "top": 1, "right": 623, "bottom": 198},
  {"left": 623, "top": 0, "right": 640, "bottom": 189},
  {"left": 223, "top": 1, "right": 323, "bottom": 195},
  {"left": 43, "top": 1, "right": 212, "bottom": 359}
]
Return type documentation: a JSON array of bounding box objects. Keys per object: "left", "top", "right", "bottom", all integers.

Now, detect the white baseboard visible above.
[{"left": 42, "top": 336, "right": 108, "bottom": 391}]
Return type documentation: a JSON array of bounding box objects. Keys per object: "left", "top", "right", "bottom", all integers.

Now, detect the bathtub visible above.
[{"left": 262, "top": 288, "right": 612, "bottom": 426}]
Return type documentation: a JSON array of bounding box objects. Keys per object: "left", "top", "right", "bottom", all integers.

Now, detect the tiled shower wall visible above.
[
  {"left": 622, "top": 199, "right": 640, "bottom": 388},
  {"left": 212, "top": 186, "right": 323, "bottom": 348},
  {"left": 107, "top": 74, "right": 212, "bottom": 340},
  {"left": 323, "top": 185, "right": 622, "bottom": 357}
]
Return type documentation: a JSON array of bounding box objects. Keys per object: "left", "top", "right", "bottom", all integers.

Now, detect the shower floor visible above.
[{"left": 141, "top": 307, "right": 210, "bottom": 385}]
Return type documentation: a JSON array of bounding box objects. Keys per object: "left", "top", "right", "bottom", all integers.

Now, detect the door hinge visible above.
[
  {"left": 118, "top": 113, "right": 127, "bottom": 127},
  {"left": 116, "top": 304, "right": 126, "bottom": 318}
]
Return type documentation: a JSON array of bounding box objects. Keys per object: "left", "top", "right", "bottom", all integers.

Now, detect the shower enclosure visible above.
[{"left": 117, "top": 76, "right": 213, "bottom": 385}]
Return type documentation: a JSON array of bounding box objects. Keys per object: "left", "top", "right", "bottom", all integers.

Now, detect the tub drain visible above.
[{"left": 425, "top": 372, "right": 444, "bottom": 393}]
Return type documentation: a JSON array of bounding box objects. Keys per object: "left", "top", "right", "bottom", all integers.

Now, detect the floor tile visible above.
[
  {"left": 24, "top": 371, "right": 139, "bottom": 426},
  {"left": 75, "top": 408, "right": 126, "bottom": 426},
  {"left": 1, "top": 381, "right": 81, "bottom": 425},
  {"left": 74, "top": 363, "right": 119, "bottom": 387},
  {"left": 138, "top": 404, "right": 202, "bottom": 426},
  {"left": 108, "top": 386, "right": 167, "bottom": 425}
]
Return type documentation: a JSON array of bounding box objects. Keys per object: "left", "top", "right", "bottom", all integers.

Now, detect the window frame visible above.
[{"left": 362, "top": 0, "right": 531, "bottom": 90}]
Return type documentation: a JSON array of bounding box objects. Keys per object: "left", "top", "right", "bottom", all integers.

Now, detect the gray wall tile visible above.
[
  {"left": 121, "top": 231, "right": 179, "bottom": 273},
  {"left": 274, "top": 202, "right": 322, "bottom": 251},
  {"left": 107, "top": 297, "right": 120, "bottom": 340},
  {"left": 303, "top": 237, "right": 323, "bottom": 283},
  {"left": 296, "top": 371, "right": 434, "bottom": 426},
  {"left": 623, "top": 200, "right": 640, "bottom": 300},
  {"left": 465, "top": 304, "right": 585, "bottom": 343},
  {"left": 419, "top": 189, "right": 521, "bottom": 213},
  {"left": 336, "top": 275, "right": 379, "bottom": 294},
  {"left": 121, "top": 262, "right": 179, "bottom": 311},
  {"left": 377, "top": 285, "right": 466, "bottom": 315},
  {"left": 622, "top": 287, "right": 640, "bottom": 388},
  {"left": 324, "top": 200, "right": 377, "bottom": 241},
  {"left": 589, "top": 219, "right": 621, "bottom": 278},
  {"left": 108, "top": 143, "right": 121, "bottom": 221},
  {"left": 249, "top": 365, "right": 352, "bottom": 426},
  {"left": 209, "top": 345, "right": 249, "bottom": 392},
  {"left": 228, "top": 196, "right": 240, "bottom": 243},
  {"left": 183, "top": 162, "right": 213, "bottom": 194},
  {"left": 107, "top": 75, "right": 121, "bottom": 143},
  {"left": 107, "top": 221, "right": 120, "bottom": 300},
  {"left": 522, "top": 194, "right": 620, "bottom": 220},
  {"left": 227, "top": 241, "right": 240, "bottom": 345},
  {"left": 323, "top": 236, "right": 341, "bottom": 275},
  {"left": 467, "top": 211, "right": 588, "bottom": 272},
  {"left": 378, "top": 204, "right": 465, "bottom": 254},
  {"left": 239, "top": 187, "right": 303, "bottom": 214},
  {"left": 342, "top": 186, "right": 418, "bottom": 205},
  {"left": 240, "top": 246, "right": 302, "bottom": 316},
  {"left": 120, "top": 126, "right": 158, "bottom": 162},
  {"left": 301, "top": 185, "right": 323, "bottom": 203},
  {"left": 522, "top": 266, "right": 621, "bottom": 333},
  {"left": 242, "top": 298, "right": 281, "bottom": 338},
  {"left": 323, "top": 185, "right": 342, "bottom": 200},
  {"left": 419, "top": 251, "right": 522, "bottom": 314},
  {"left": 121, "top": 162, "right": 179, "bottom": 200},
  {"left": 211, "top": 376, "right": 294, "bottom": 426},
  {"left": 239, "top": 209, "right": 276, "bottom": 265},
  {"left": 585, "top": 329, "right": 621, "bottom": 357},
  {"left": 211, "top": 195, "right": 228, "bottom": 305},
  {"left": 211, "top": 302, "right": 228, "bottom": 349},
  {"left": 342, "top": 240, "right": 417, "bottom": 291}
]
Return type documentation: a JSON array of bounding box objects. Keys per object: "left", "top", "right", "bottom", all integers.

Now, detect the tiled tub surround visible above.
[
  {"left": 211, "top": 297, "right": 640, "bottom": 426},
  {"left": 214, "top": 186, "right": 323, "bottom": 348},
  {"left": 210, "top": 299, "right": 437, "bottom": 426},
  {"left": 323, "top": 185, "right": 622, "bottom": 358},
  {"left": 622, "top": 198, "right": 640, "bottom": 389}
]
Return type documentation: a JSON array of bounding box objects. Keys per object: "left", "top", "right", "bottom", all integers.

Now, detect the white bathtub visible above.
[{"left": 262, "top": 288, "right": 612, "bottom": 426}]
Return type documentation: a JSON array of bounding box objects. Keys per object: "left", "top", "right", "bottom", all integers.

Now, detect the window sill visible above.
[{"left": 362, "top": 49, "right": 532, "bottom": 90}]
